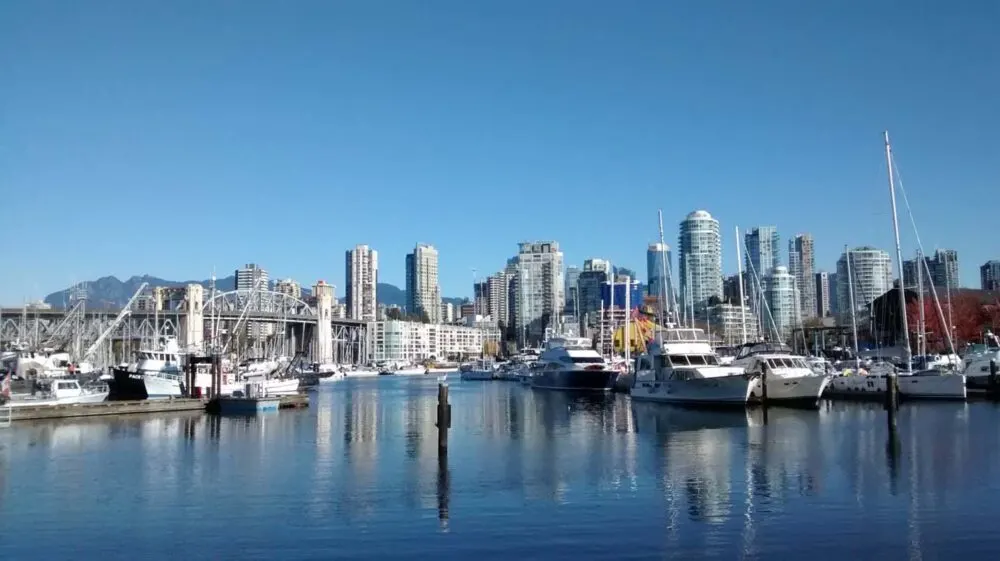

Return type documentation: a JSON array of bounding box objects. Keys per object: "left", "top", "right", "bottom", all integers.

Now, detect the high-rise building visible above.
[
  {"left": 405, "top": 243, "right": 441, "bottom": 323},
  {"left": 982, "top": 260, "right": 1000, "bottom": 291},
  {"left": 744, "top": 226, "right": 780, "bottom": 278},
  {"left": 763, "top": 266, "right": 798, "bottom": 341},
  {"left": 487, "top": 271, "right": 511, "bottom": 327},
  {"left": 647, "top": 242, "right": 673, "bottom": 309},
  {"left": 788, "top": 234, "right": 816, "bottom": 319},
  {"left": 722, "top": 273, "right": 746, "bottom": 305},
  {"left": 514, "top": 241, "right": 564, "bottom": 344},
  {"left": 708, "top": 302, "right": 759, "bottom": 345},
  {"left": 814, "top": 271, "right": 831, "bottom": 317},
  {"left": 440, "top": 301, "right": 455, "bottom": 323},
  {"left": 903, "top": 249, "right": 960, "bottom": 291},
  {"left": 346, "top": 244, "right": 379, "bottom": 321},
  {"left": 565, "top": 265, "right": 581, "bottom": 316},
  {"left": 678, "top": 210, "right": 723, "bottom": 309},
  {"left": 836, "top": 247, "right": 892, "bottom": 315},
  {"left": 577, "top": 258, "right": 610, "bottom": 324},
  {"left": 274, "top": 278, "right": 301, "bottom": 300},
  {"left": 235, "top": 263, "right": 269, "bottom": 292},
  {"left": 827, "top": 272, "right": 840, "bottom": 315},
  {"left": 473, "top": 281, "right": 489, "bottom": 316}
]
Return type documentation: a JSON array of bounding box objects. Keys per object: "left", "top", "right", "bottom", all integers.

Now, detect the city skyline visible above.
[{"left": 3, "top": 3, "right": 997, "bottom": 303}]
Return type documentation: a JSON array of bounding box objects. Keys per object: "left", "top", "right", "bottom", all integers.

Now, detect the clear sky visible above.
[{"left": 2, "top": 1, "right": 997, "bottom": 304}]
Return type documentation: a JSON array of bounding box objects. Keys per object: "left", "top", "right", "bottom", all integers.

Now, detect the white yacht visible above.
[
  {"left": 961, "top": 333, "right": 1000, "bottom": 391},
  {"left": 530, "top": 337, "right": 617, "bottom": 392},
  {"left": 632, "top": 326, "right": 757, "bottom": 406},
  {"left": 109, "top": 337, "right": 185, "bottom": 400},
  {"left": 7, "top": 379, "right": 109, "bottom": 407},
  {"left": 827, "top": 361, "right": 966, "bottom": 400},
  {"left": 731, "top": 342, "right": 831, "bottom": 405},
  {"left": 460, "top": 358, "right": 497, "bottom": 381}
]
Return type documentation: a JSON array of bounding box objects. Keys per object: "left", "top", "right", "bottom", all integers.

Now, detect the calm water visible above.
[{"left": 3, "top": 377, "right": 1000, "bottom": 560}]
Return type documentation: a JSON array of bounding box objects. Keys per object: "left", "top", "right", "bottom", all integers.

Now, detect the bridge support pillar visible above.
[
  {"left": 181, "top": 284, "right": 204, "bottom": 352},
  {"left": 313, "top": 281, "right": 333, "bottom": 365}
]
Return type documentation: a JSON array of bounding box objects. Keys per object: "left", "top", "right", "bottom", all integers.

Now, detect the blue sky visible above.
[{"left": 2, "top": 1, "right": 997, "bottom": 304}]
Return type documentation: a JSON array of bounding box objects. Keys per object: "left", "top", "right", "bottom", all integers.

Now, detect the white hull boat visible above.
[
  {"left": 826, "top": 372, "right": 966, "bottom": 400},
  {"left": 7, "top": 379, "right": 109, "bottom": 407},
  {"left": 632, "top": 375, "right": 757, "bottom": 405}
]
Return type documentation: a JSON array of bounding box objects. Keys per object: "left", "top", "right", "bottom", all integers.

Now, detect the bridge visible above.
[{"left": 0, "top": 282, "right": 372, "bottom": 367}]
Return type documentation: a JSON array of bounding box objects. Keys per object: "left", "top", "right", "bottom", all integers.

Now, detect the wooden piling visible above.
[
  {"left": 436, "top": 382, "right": 451, "bottom": 454},
  {"left": 211, "top": 353, "right": 222, "bottom": 398},
  {"left": 989, "top": 359, "right": 998, "bottom": 397}
]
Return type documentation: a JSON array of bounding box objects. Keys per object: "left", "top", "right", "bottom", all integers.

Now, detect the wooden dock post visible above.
[
  {"left": 211, "top": 353, "right": 222, "bottom": 399},
  {"left": 436, "top": 382, "right": 451, "bottom": 454},
  {"left": 886, "top": 372, "right": 899, "bottom": 432},
  {"left": 989, "top": 359, "right": 998, "bottom": 397},
  {"left": 185, "top": 359, "right": 196, "bottom": 398}
]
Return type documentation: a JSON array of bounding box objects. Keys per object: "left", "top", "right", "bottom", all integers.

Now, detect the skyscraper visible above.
[
  {"left": 982, "top": 260, "right": 1000, "bottom": 291},
  {"left": 678, "top": 210, "right": 723, "bottom": 309},
  {"left": 515, "top": 241, "right": 564, "bottom": 344},
  {"left": 577, "top": 258, "right": 610, "bottom": 323},
  {"left": 814, "top": 271, "right": 831, "bottom": 317},
  {"left": 744, "top": 226, "right": 780, "bottom": 278},
  {"left": 836, "top": 247, "right": 892, "bottom": 315},
  {"left": 564, "top": 265, "right": 581, "bottom": 316},
  {"left": 235, "top": 263, "right": 269, "bottom": 292},
  {"left": 763, "top": 266, "right": 798, "bottom": 341},
  {"left": 405, "top": 243, "right": 441, "bottom": 323},
  {"left": 346, "top": 244, "right": 378, "bottom": 321},
  {"left": 903, "top": 249, "right": 960, "bottom": 290},
  {"left": 647, "top": 242, "right": 673, "bottom": 310},
  {"left": 788, "top": 234, "right": 816, "bottom": 319},
  {"left": 487, "top": 271, "right": 511, "bottom": 327},
  {"left": 274, "top": 278, "right": 302, "bottom": 300}
]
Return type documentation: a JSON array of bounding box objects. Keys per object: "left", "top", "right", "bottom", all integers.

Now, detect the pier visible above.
[{"left": 4, "top": 393, "right": 309, "bottom": 422}]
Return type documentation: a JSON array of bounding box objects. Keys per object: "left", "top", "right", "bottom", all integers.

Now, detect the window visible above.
[
  {"left": 669, "top": 355, "right": 690, "bottom": 366},
  {"left": 687, "top": 355, "right": 707, "bottom": 366},
  {"left": 571, "top": 356, "right": 605, "bottom": 364}
]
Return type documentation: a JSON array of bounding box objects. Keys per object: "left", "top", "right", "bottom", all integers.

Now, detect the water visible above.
[{"left": 2, "top": 377, "right": 1000, "bottom": 560}]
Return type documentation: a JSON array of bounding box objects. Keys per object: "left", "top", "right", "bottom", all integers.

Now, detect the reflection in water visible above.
[{"left": 3, "top": 380, "right": 1000, "bottom": 559}]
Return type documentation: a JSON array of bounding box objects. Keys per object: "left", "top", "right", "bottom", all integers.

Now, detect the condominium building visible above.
[
  {"left": 836, "top": 247, "right": 892, "bottom": 315},
  {"left": 788, "top": 234, "right": 816, "bottom": 319},
  {"left": 274, "top": 278, "right": 302, "bottom": 300},
  {"left": 371, "top": 321, "right": 502, "bottom": 363},
  {"left": 763, "top": 266, "right": 798, "bottom": 342},
  {"left": 678, "top": 210, "right": 723, "bottom": 309},
  {"left": 405, "top": 243, "right": 441, "bottom": 323},
  {"left": 745, "top": 226, "right": 780, "bottom": 277},
  {"left": 565, "top": 265, "right": 581, "bottom": 316},
  {"left": 235, "top": 263, "right": 269, "bottom": 292},
  {"left": 487, "top": 271, "right": 511, "bottom": 327},
  {"left": 708, "top": 302, "right": 759, "bottom": 345},
  {"left": 514, "top": 241, "right": 564, "bottom": 344},
  {"left": 346, "top": 244, "right": 379, "bottom": 321},
  {"left": 577, "top": 258, "right": 610, "bottom": 326},
  {"left": 902, "top": 249, "right": 960, "bottom": 290}
]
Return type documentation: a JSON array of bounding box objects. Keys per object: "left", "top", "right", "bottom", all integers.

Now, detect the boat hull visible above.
[
  {"left": 107, "top": 368, "right": 182, "bottom": 400},
  {"left": 460, "top": 370, "right": 495, "bottom": 381},
  {"left": 264, "top": 378, "right": 300, "bottom": 395},
  {"left": 826, "top": 373, "right": 966, "bottom": 400},
  {"left": 530, "top": 369, "right": 617, "bottom": 392},
  {"left": 749, "top": 375, "right": 831, "bottom": 405},
  {"left": 631, "top": 375, "right": 755, "bottom": 406}
]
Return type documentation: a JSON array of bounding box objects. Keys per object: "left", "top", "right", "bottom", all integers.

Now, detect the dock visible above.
[{"left": 4, "top": 393, "right": 309, "bottom": 422}]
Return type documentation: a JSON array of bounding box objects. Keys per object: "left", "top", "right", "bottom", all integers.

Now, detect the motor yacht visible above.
[
  {"left": 530, "top": 337, "right": 617, "bottom": 392},
  {"left": 731, "top": 342, "right": 831, "bottom": 405}
]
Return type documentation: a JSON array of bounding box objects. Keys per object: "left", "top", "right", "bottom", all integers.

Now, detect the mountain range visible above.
[{"left": 43, "top": 275, "right": 468, "bottom": 310}]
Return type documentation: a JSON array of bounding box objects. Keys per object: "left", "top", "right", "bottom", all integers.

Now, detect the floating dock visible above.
[{"left": 4, "top": 393, "right": 309, "bottom": 422}]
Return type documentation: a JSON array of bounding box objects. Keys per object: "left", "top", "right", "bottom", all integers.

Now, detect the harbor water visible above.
[{"left": 3, "top": 376, "right": 1000, "bottom": 559}]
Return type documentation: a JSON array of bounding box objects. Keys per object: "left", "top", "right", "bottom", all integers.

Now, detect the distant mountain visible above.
[{"left": 44, "top": 276, "right": 469, "bottom": 310}]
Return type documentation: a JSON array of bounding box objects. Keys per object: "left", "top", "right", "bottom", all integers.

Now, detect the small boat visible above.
[
  {"left": 530, "top": 337, "right": 617, "bottom": 392},
  {"left": 460, "top": 359, "right": 496, "bottom": 381},
  {"left": 7, "top": 378, "right": 109, "bottom": 407}
]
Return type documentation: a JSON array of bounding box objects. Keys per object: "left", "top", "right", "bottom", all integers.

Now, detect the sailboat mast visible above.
[
  {"left": 884, "top": 130, "right": 913, "bottom": 373},
  {"left": 916, "top": 249, "right": 926, "bottom": 357},
  {"left": 845, "top": 246, "right": 861, "bottom": 368},
  {"left": 656, "top": 209, "right": 669, "bottom": 329},
  {"left": 735, "top": 226, "right": 748, "bottom": 344}
]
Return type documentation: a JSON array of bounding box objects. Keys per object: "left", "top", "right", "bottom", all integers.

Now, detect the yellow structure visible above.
[{"left": 612, "top": 315, "right": 659, "bottom": 354}]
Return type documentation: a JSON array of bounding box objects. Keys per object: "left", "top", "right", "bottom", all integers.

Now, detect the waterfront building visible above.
[
  {"left": 405, "top": 243, "right": 441, "bottom": 323},
  {"left": 373, "top": 320, "right": 501, "bottom": 362},
  {"left": 708, "top": 302, "right": 759, "bottom": 345},
  {"left": 982, "top": 260, "right": 1000, "bottom": 291},
  {"left": 678, "top": 210, "right": 723, "bottom": 309},
  {"left": 346, "top": 244, "right": 379, "bottom": 321},
  {"left": 788, "top": 234, "right": 816, "bottom": 319},
  {"left": 836, "top": 247, "right": 892, "bottom": 316},
  {"left": 514, "top": 241, "right": 564, "bottom": 344}
]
